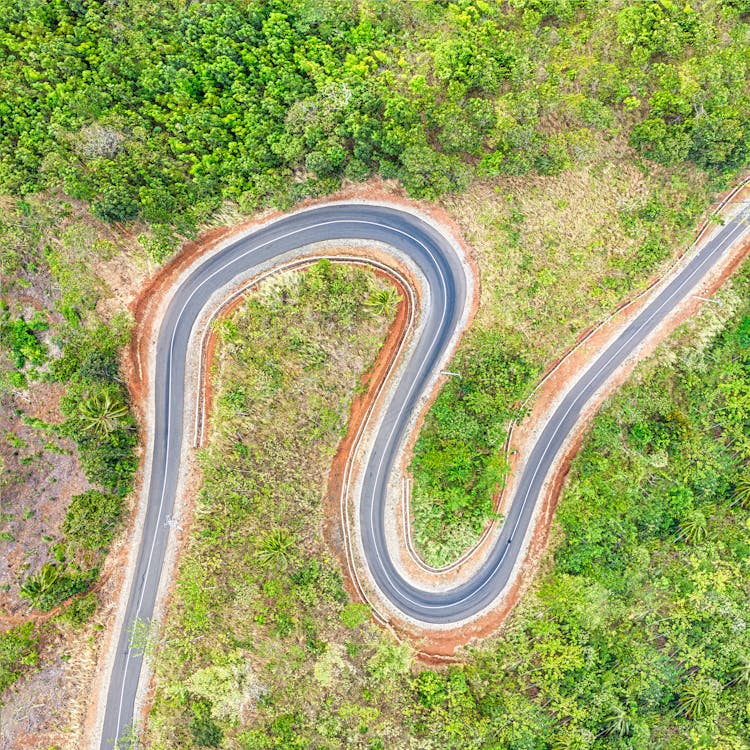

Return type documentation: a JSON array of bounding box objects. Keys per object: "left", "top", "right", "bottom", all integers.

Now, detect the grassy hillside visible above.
[
  {"left": 146, "top": 262, "right": 401, "bottom": 748},
  {"left": 412, "top": 144, "right": 719, "bottom": 564},
  {"left": 147, "top": 259, "right": 750, "bottom": 749}
]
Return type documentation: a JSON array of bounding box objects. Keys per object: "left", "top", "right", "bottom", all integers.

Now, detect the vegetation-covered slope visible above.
[
  {"left": 148, "top": 259, "right": 750, "bottom": 749},
  {"left": 0, "top": 198, "right": 146, "bottom": 746},
  {"left": 409, "top": 265, "right": 750, "bottom": 749},
  {"left": 1, "top": 0, "right": 747, "bottom": 241},
  {"left": 146, "top": 262, "right": 399, "bottom": 749},
  {"left": 0, "top": 1, "right": 748, "bottom": 744}
]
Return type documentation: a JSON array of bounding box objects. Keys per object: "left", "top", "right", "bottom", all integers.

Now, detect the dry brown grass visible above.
[{"left": 443, "top": 140, "right": 712, "bottom": 368}]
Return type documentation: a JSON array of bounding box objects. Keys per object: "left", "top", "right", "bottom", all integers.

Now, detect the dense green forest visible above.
[{"left": 1, "top": 0, "right": 748, "bottom": 247}]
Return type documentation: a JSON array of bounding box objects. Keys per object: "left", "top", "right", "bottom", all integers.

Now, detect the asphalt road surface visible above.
[{"left": 100, "top": 201, "right": 750, "bottom": 748}]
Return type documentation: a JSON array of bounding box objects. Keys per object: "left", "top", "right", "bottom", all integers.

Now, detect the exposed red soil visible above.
[
  {"left": 324, "top": 270, "right": 412, "bottom": 595},
  {"left": 89, "top": 178, "right": 478, "bottom": 740},
  {"left": 198, "top": 282, "right": 259, "bottom": 442},
  {"left": 388, "top": 182, "right": 750, "bottom": 657},
  {"left": 123, "top": 178, "right": 481, "bottom": 417}
]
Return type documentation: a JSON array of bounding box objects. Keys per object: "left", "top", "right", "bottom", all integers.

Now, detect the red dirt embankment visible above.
[
  {"left": 390, "top": 181, "right": 750, "bottom": 657},
  {"left": 107, "top": 179, "right": 477, "bottom": 696},
  {"left": 123, "top": 179, "right": 478, "bottom": 414},
  {"left": 323, "top": 268, "right": 412, "bottom": 561}
]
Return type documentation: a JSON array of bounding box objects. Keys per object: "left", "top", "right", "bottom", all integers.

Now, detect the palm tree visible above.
[
  {"left": 78, "top": 390, "right": 129, "bottom": 436},
  {"left": 678, "top": 509, "right": 707, "bottom": 544},
  {"left": 19, "top": 563, "right": 59, "bottom": 606},
  {"left": 732, "top": 469, "right": 750, "bottom": 509},
  {"left": 678, "top": 679, "right": 717, "bottom": 719},
  {"left": 366, "top": 287, "right": 401, "bottom": 318},
  {"left": 602, "top": 704, "right": 632, "bottom": 738},
  {"left": 255, "top": 529, "right": 295, "bottom": 570}
]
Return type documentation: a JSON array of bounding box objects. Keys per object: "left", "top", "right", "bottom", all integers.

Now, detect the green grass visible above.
[{"left": 0, "top": 622, "right": 38, "bottom": 694}]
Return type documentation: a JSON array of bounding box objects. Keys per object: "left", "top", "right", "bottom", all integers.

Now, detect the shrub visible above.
[
  {"left": 0, "top": 312, "right": 48, "bottom": 369},
  {"left": 19, "top": 563, "right": 96, "bottom": 612},
  {"left": 0, "top": 622, "right": 38, "bottom": 693},
  {"left": 60, "top": 592, "right": 99, "bottom": 629},
  {"left": 340, "top": 602, "right": 371, "bottom": 629},
  {"left": 63, "top": 490, "right": 123, "bottom": 552}
]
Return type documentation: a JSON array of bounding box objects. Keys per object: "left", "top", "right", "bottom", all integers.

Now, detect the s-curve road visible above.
[{"left": 100, "top": 201, "right": 750, "bottom": 747}]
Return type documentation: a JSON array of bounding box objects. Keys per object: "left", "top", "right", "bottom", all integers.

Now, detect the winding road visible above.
[{"left": 99, "top": 199, "right": 750, "bottom": 748}]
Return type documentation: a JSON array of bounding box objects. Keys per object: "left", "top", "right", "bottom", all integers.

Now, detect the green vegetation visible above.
[
  {"left": 60, "top": 379, "right": 138, "bottom": 497},
  {"left": 0, "top": 199, "right": 137, "bottom": 623},
  {"left": 0, "top": 0, "right": 748, "bottom": 739},
  {"left": 0, "top": 306, "right": 49, "bottom": 388},
  {"left": 63, "top": 489, "right": 123, "bottom": 552},
  {"left": 0, "top": 622, "right": 39, "bottom": 694},
  {"left": 59, "top": 591, "right": 99, "bottom": 629},
  {"left": 17, "top": 483, "right": 125, "bottom": 613},
  {"left": 407, "top": 263, "right": 750, "bottom": 749},
  {"left": 54, "top": 316, "right": 138, "bottom": 497},
  {"left": 19, "top": 562, "right": 95, "bottom": 612},
  {"left": 11, "top": 314, "right": 136, "bottom": 612},
  {"left": 411, "top": 166, "right": 719, "bottom": 564},
  {"left": 148, "top": 254, "right": 750, "bottom": 747},
  {"left": 147, "top": 262, "right": 399, "bottom": 748},
  {"left": 411, "top": 332, "right": 534, "bottom": 565},
  {"left": 0, "top": 0, "right": 747, "bottom": 238},
  {"left": 0, "top": 311, "right": 48, "bottom": 370}
]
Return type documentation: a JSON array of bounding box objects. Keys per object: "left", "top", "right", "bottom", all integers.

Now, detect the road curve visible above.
[{"left": 100, "top": 200, "right": 750, "bottom": 747}]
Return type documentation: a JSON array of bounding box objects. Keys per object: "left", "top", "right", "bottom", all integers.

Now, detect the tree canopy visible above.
[{"left": 0, "top": 0, "right": 747, "bottom": 236}]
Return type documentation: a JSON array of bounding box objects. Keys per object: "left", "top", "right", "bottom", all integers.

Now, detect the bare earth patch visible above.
[
  {"left": 0, "top": 198, "right": 154, "bottom": 750},
  {"left": 0, "top": 382, "right": 89, "bottom": 617}
]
